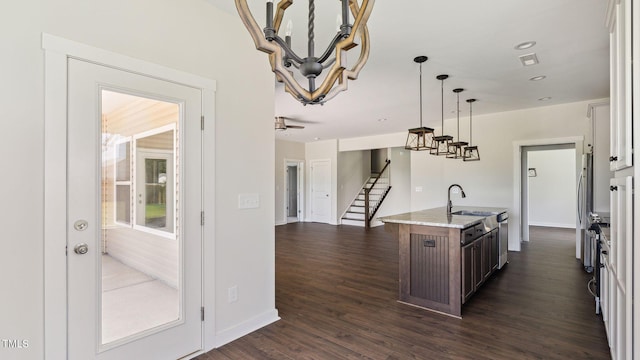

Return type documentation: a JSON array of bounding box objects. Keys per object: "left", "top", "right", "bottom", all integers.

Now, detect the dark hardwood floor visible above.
[{"left": 197, "top": 224, "right": 610, "bottom": 359}]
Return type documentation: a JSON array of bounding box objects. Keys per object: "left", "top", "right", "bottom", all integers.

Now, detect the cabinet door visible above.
[
  {"left": 601, "top": 249, "right": 610, "bottom": 343},
  {"left": 490, "top": 230, "right": 499, "bottom": 271},
  {"left": 481, "top": 233, "right": 492, "bottom": 280},
  {"left": 473, "top": 240, "right": 483, "bottom": 289},
  {"left": 609, "top": 0, "right": 633, "bottom": 170},
  {"left": 461, "top": 243, "right": 474, "bottom": 304},
  {"left": 610, "top": 175, "right": 632, "bottom": 360}
]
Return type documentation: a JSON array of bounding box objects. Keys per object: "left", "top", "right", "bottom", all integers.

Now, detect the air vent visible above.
[{"left": 519, "top": 53, "right": 539, "bottom": 66}]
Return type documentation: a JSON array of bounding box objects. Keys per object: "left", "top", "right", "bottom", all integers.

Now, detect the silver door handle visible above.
[{"left": 74, "top": 243, "right": 89, "bottom": 255}]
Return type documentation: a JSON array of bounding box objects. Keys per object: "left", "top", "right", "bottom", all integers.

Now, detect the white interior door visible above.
[
  {"left": 67, "top": 58, "right": 202, "bottom": 360},
  {"left": 310, "top": 160, "right": 331, "bottom": 223}
]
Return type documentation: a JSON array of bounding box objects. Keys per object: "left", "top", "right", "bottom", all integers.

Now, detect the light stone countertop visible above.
[{"left": 378, "top": 206, "right": 508, "bottom": 229}]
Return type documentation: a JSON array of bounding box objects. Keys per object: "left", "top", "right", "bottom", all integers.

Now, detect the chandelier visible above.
[{"left": 235, "top": 0, "right": 375, "bottom": 105}]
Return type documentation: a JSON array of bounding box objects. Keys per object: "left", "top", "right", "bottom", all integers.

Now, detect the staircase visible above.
[{"left": 341, "top": 168, "right": 392, "bottom": 228}]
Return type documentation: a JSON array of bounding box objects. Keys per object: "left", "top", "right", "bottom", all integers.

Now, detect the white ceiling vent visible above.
[{"left": 519, "top": 53, "right": 539, "bottom": 66}]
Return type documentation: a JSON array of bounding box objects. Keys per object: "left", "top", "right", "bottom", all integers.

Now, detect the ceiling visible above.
[{"left": 211, "top": 1, "right": 610, "bottom": 143}]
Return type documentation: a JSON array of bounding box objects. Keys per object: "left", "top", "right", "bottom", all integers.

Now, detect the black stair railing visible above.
[{"left": 364, "top": 159, "right": 391, "bottom": 228}]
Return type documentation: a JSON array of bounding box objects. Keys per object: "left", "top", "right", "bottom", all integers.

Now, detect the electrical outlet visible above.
[
  {"left": 451, "top": 187, "right": 459, "bottom": 194},
  {"left": 415, "top": 186, "right": 423, "bottom": 192},
  {"left": 228, "top": 285, "right": 238, "bottom": 303}
]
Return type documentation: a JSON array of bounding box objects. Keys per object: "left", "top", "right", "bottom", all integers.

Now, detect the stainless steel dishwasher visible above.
[{"left": 497, "top": 212, "right": 509, "bottom": 269}]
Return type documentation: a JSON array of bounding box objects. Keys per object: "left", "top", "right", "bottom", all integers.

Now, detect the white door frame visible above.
[
  {"left": 42, "top": 34, "right": 217, "bottom": 359},
  {"left": 512, "top": 136, "right": 583, "bottom": 255},
  {"left": 520, "top": 144, "right": 576, "bottom": 238},
  {"left": 284, "top": 159, "right": 304, "bottom": 223}
]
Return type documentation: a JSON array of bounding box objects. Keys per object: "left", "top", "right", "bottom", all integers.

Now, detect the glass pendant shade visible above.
[
  {"left": 405, "top": 56, "right": 435, "bottom": 151},
  {"left": 447, "top": 88, "right": 468, "bottom": 159},
  {"left": 463, "top": 98, "right": 480, "bottom": 161}
]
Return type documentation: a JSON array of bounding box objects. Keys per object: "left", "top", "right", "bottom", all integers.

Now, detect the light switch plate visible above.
[
  {"left": 415, "top": 186, "right": 423, "bottom": 192},
  {"left": 238, "top": 193, "right": 260, "bottom": 209}
]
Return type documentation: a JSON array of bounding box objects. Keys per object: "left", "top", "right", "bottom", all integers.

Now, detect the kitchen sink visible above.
[{"left": 451, "top": 210, "right": 495, "bottom": 217}]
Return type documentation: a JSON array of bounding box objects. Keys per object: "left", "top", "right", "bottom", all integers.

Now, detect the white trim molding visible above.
[
  {"left": 511, "top": 136, "right": 584, "bottom": 253},
  {"left": 213, "top": 309, "right": 280, "bottom": 348}
]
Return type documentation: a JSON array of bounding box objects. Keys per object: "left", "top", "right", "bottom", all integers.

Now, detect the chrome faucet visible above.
[{"left": 447, "top": 184, "right": 466, "bottom": 215}]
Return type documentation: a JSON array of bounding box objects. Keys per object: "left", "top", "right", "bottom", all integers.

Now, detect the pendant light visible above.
[
  {"left": 463, "top": 99, "right": 480, "bottom": 161},
  {"left": 430, "top": 75, "right": 454, "bottom": 155},
  {"left": 405, "top": 56, "right": 435, "bottom": 151},
  {"left": 447, "top": 88, "right": 468, "bottom": 159}
]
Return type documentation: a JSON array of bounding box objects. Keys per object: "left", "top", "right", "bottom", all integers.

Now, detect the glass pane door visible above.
[{"left": 100, "top": 90, "right": 180, "bottom": 345}]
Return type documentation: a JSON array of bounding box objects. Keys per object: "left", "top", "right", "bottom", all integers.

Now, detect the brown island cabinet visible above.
[{"left": 379, "top": 206, "right": 508, "bottom": 318}]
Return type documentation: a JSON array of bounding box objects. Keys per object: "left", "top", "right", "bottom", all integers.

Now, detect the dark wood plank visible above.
[{"left": 196, "top": 224, "right": 609, "bottom": 360}]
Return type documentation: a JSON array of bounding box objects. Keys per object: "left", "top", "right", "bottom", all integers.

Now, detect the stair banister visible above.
[{"left": 364, "top": 159, "right": 391, "bottom": 228}]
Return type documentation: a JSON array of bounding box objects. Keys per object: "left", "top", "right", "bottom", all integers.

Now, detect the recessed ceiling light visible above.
[
  {"left": 377, "top": 118, "right": 387, "bottom": 122},
  {"left": 538, "top": 96, "right": 552, "bottom": 101},
  {"left": 313, "top": 137, "right": 320, "bottom": 141},
  {"left": 529, "top": 75, "right": 546, "bottom": 81},
  {"left": 514, "top": 41, "right": 536, "bottom": 50}
]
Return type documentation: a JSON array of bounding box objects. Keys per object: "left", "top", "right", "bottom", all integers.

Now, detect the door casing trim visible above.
[
  {"left": 511, "top": 136, "right": 583, "bottom": 255},
  {"left": 42, "top": 33, "right": 217, "bottom": 359}
]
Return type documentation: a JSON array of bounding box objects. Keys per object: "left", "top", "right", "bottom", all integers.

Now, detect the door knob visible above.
[{"left": 74, "top": 243, "right": 89, "bottom": 255}]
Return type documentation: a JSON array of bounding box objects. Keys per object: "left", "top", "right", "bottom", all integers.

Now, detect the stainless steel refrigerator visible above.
[{"left": 577, "top": 153, "right": 594, "bottom": 272}]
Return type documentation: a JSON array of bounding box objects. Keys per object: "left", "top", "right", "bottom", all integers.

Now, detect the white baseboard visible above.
[
  {"left": 529, "top": 221, "right": 575, "bottom": 229},
  {"left": 213, "top": 309, "right": 280, "bottom": 348},
  {"left": 275, "top": 220, "right": 287, "bottom": 226}
]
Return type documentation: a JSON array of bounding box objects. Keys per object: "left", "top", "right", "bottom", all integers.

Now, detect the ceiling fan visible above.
[{"left": 275, "top": 116, "right": 305, "bottom": 130}]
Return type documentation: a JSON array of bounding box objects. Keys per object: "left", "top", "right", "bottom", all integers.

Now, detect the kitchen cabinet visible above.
[
  {"left": 588, "top": 103, "right": 612, "bottom": 213},
  {"left": 461, "top": 242, "right": 474, "bottom": 303},
  {"left": 605, "top": 0, "right": 635, "bottom": 358},
  {"left": 601, "top": 239, "right": 611, "bottom": 345},
  {"left": 381, "top": 206, "right": 506, "bottom": 317},
  {"left": 481, "top": 232, "right": 493, "bottom": 282},
  {"left": 490, "top": 230, "right": 499, "bottom": 271},
  {"left": 461, "top": 230, "right": 498, "bottom": 304},
  {"left": 608, "top": 0, "right": 632, "bottom": 171},
  {"left": 609, "top": 176, "right": 633, "bottom": 360}
]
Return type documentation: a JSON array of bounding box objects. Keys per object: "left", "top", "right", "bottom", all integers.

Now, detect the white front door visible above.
[
  {"left": 67, "top": 59, "right": 202, "bottom": 359},
  {"left": 310, "top": 159, "right": 331, "bottom": 223}
]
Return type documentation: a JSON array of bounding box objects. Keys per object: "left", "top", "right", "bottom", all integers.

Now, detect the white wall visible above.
[
  {"left": 275, "top": 140, "right": 305, "bottom": 225},
  {"left": 413, "top": 101, "right": 595, "bottom": 250},
  {"left": 337, "top": 150, "right": 370, "bottom": 219},
  {"left": 528, "top": 149, "right": 577, "bottom": 228},
  {"left": 374, "top": 147, "right": 412, "bottom": 220},
  {"left": 305, "top": 140, "right": 339, "bottom": 224},
  {"left": 1, "top": 1, "right": 276, "bottom": 358}
]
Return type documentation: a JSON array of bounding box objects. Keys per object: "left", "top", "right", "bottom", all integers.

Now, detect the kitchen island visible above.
[{"left": 379, "top": 206, "right": 508, "bottom": 318}]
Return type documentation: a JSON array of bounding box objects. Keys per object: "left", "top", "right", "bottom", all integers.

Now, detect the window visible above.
[
  {"left": 113, "top": 125, "right": 176, "bottom": 238},
  {"left": 114, "top": 139, "right": 132, "bottom": 225}
]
